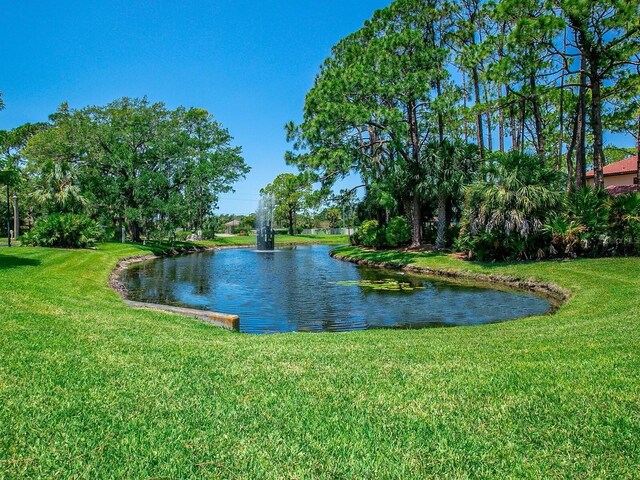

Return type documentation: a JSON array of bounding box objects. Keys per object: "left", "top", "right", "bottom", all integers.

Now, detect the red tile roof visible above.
[
  {"left": 605, "top": 184, "right": 639, "bottom": 196},
  {"left": 586, "top": 156, "right": 639, "bottom": 178}
]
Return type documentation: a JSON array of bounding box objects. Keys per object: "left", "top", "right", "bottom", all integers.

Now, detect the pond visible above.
[{"left": 121, "top": 245, "right": 552, "bottom": 334}]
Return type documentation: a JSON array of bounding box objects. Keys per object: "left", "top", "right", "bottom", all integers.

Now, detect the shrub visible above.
[
  {"left": 566, "top": 187, "right": 609, "bottom": 236},
  {"left": 607, "top": 192, "right": 640, "bottom": 254},
  {"left": 99, "top": 225, "right": 119, "bottom": 242},
  {"left": 23, "top": 214, "right": 103, "bottom": 248},
  {"left": 460, "top": 151, "right": 563, "bottom": 260},
  {"left": 231, "top": 227, "right": 250, "bottom": 236},
  {"left": 201, "top": 229, "right": 217, "bottom": 240},
  {"left": 553, "top": 189, "right": 640, "bottom": 257},
  {"left": 351, "top": 216, "right": 411, "bottom": 249},
  {"left": 358, "top": 220, "right": 386, "bottom": 248},
  {"left": 175, "top": 230, "right": 192, "bottom": 241},
  {"left": 350, "top": 228, "right": 362, "bottom": 246},
  {"left": 385, "top": 216, "right": 411, "bottom": 247},
  {"left": 459, "top": 188, "right": 640, "bottom": 261},
  {"left": 544, "top": 214, "right": 585, "bottom": 258}
]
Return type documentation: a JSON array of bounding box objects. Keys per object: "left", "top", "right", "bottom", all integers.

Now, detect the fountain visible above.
[{"left": 256, "top": 193, "right": 275, "bottom": 251}]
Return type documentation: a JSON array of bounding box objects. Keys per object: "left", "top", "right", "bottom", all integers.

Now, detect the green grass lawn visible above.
[{"left": 0, "top": 241, "right": 638, "bottom": 478}]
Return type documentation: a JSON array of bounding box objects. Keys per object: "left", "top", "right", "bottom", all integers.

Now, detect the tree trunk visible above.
[
  {"left": 288, "top": 208, "right": 295, "bottom": 235},
  {"left": 129, "top": 219, "right": 141, "bottom": 243},
  {"left": 472, "top": 67, "right": 484, "bottom": 159},
  {"left": 5, "top": 185, "right": 11, "bottom": 247},
  {"left": 497, "top": 85, "right": 505, "bottom": 152},
  {"left": 558, "top": 77, "right": 565, "bottom": 171},
  {"left": 406, "top": 99, "right": 423, "bottom": 248},
  {"left": 558, "top": 27, "right": 567, "bottom": 170},
  {"left": 436, "top": 79, "right": 444, "bottom": 144},
  {"left": 518, "top": 98, "right": 526, "bottom": 152},
  {"left": 485, "top": 106, "right": 493, "bottom": 152},
  {"left": 529, "top": 75, "right": 545, "bottom": 157},
  {"left": 574, "top": 56, "right": 588, "bottom": 191},
  {"left": 565, "top": 106, "right": 578, "bottom": 193},
  {"left": 117, "top": 218, "right": 124, "bottom": 242},
  {"left": 570, "top": 16, "right": 605, "bottom": 189},
  {"left": 482, "top": 79, "right": 493, "bottom": 152},
  {"left": 463, "top": 71, "right": 469, "bottom": 143},
  {"left": 435, "top": 78, "right": 447, "bottom": 249},
  {"left": 435, "top": 194, "right": 447, "bottom": 249},
  {"left": 508, "top": 86, "right": 518, "bottom": 151},
  {"left": 408, "top": 195, "right": 423, "bottom": 248},
  {"left": 590, "top": 72, "right": 605, "bottom": 189},
  {"left": 497, "top": 23, "right": 506, "bottom": 153}
]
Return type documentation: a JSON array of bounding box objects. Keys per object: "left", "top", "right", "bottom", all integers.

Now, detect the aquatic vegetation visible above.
[{"left": 332, "top": 279, "right": 425, "bottom": 291}]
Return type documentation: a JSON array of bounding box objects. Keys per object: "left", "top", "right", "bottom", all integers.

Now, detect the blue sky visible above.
[
  {"left": 1, "top": 1, "right": 635, "bottom": 214},
  {"left": 0, "top": 0, "right": 390, "bottom": 214}
]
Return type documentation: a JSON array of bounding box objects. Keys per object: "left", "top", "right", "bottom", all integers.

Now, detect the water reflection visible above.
[{"left": 121, "top": 245, "right": 551, "bottom": 334}]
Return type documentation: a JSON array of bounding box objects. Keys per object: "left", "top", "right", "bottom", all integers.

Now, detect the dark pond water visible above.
[{"left": 121, "top": 245, "right": 551, "bottom": 334}]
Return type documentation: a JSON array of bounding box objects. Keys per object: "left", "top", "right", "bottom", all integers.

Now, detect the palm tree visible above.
[
  {"left": 424, "top": 140, "right": 478, "bottom": 248},
  {"left": 32, "top": 161, "right": 87, "bottom": 214},
  {"left": 463, "top": 151, "right": 563, "bottom": 259}
]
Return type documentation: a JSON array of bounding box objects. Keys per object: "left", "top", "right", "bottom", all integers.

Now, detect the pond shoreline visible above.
[
  {"left": 109, "top": 244, "right": 216, "bottom": 299},
  {"left": 329, "top": 248, "right": 570, "bottom": 306},
  {"left": 109, "top": 241, "right": 349, "bottom": 329},
  {"left": 111, "top": 242, "right": 564, "bottom": 332},
  {"left": 109, "top": 241, "right": 331, "bottom": 298}
]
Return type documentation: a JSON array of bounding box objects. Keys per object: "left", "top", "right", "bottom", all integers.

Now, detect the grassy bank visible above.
[{"left": 0, "top": 242, "right": 638, "bottom": 478}]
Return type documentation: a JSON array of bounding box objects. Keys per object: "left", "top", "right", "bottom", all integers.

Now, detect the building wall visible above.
[{"left": 587, "top": 173, "right": 637, "bottom": 187}]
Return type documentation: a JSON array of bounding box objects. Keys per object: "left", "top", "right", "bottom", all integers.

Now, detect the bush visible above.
[
  {"left": 351, "top": 216, "right": 411, "bottom": 249},
  {"left": 607, "top": 192, "right": 640, "bottom": 254},
  {"left": 174, "top": 230, "right": 192, "bottom": 241},
  {"left": 385, "top": 216, "right": 411, "bottom": 247},
  {"left": 566, "top": 187, "right": 610, "bottom": 235},
  {"left": 459, "top": 151, "right": 563, "bottom": 260},
  {"left": 350, "top": 229, "right": 362, "bottom": 246},
  {"left": 201, "top": 229, "right": 217, "bottom": 240},
  {"left": 459, "top": 188, "right": 640, "bottom": 261},
  {"left": 23, "top": 214, "right": 103, "bottom": 248},
  {"left": 356, "top": 220, "right": 386, "bottom": 248},
  {"left": 544, "top": 214, "right": 585, "bottom": 258},
  {"left": 546, "top": 190, "right": 640, "bottom": 258}
]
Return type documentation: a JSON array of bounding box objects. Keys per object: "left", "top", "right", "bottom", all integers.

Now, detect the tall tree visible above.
[
  {"left": 261, "top": 173, "right": 314, "bottom": 235},
  {"left": 23, "top": 98, "right": 248, "bottom": 241},
  {"left": 288, "top": 0, "right": 460, "bottom": 247},
  {"left": 425, "top": 140, "right": 478, "bottom": 248},
  {"left": 605, "top": 65, "right": 640, "bottom": 188},
  {"left": 559, "top": 0, "right": 640, "bottom": 188},
  {"left": 452, "top": 0, "right": 487, "bottom": 159},
  {"left": 0, "top": 123, "right": 48, "bottom": 232}
]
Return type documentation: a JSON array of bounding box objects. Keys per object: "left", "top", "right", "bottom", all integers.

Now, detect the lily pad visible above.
[{"left": 331, "top": 279, "right": 425, "bottom": 291}]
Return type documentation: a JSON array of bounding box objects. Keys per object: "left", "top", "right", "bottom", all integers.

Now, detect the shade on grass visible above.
[{"left": 0, "top": 240, "right": 638, "bottom": 478}]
